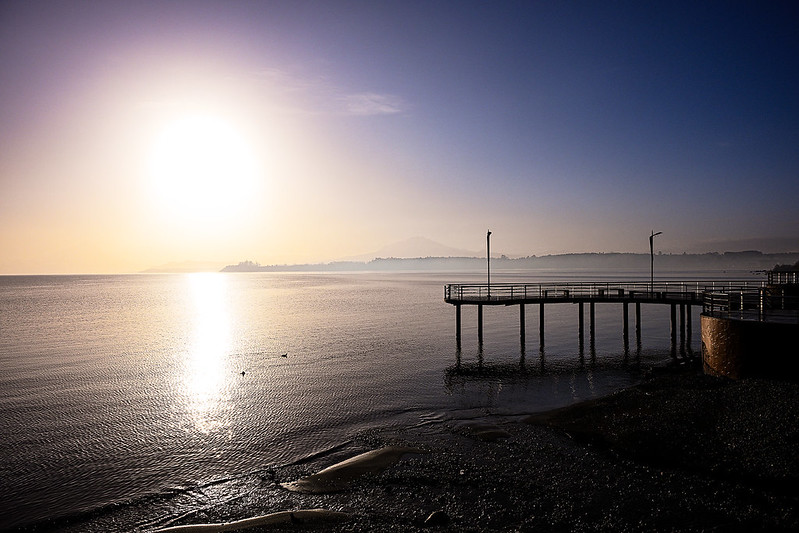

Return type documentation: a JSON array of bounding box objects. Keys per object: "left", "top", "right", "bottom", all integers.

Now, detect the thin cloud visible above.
[
  {"left": 237, "top": 67, "right": 409, "bottom": 117},
  {"left": 344, "top": 92, "right": 405, "bottom": 116}
]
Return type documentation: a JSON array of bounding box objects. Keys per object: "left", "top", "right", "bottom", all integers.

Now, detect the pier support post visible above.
[
  {"left": 589, "top": 302, "right": 596, "bottom": 353},
  {"left": 686, "top": 304, "right": 693, "bottom": 350},
  {"left": 455, "top": 304, "right": 462, "bottom": 350},
  {"left": 670, "top": 304, "right": 677, "bottom": 357},
  {"left": 520, "top": 304, "right": 526, "bottom": 350},
  {"left": 478, "top": 304, "right": 483, "bottom": 346},
  {"left": 635, "top": 302, "right": 642, "bottom": 349},
  {"left": 578, "top": 302, "right": 585, "bottom": 352},
  {"left": 539, "top": 302, "right": 545, "bottom": 350},
  {"left": 623, "top": 302, "right": 629, "bottom": 352},
  {"left": 679, "top": 304, "right": 686, "bottom": 355}
]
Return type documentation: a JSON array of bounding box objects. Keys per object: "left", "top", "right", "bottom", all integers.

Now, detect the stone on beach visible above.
[
  {"left": 280, "top": 445, "right": 429, "bottom": 493},
  {"left": 423, "top": 510, "right": 450, "bottom": 526},
  {"left": 154, "top": 509, "right": 350, "bottom": 532}
]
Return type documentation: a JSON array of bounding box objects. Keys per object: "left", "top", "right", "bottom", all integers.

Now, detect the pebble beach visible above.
[{"left": 55, "top": 365, "right": 799, "bottom": 532}]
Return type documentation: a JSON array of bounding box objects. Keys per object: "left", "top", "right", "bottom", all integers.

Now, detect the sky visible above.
[{"left": 1, "top": 0, "right": 798, "bottom": 273}]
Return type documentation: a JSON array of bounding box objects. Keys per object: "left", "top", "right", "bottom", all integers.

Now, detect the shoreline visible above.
[{"left": 47, "top": 368, "right": 799, "bottom": 531}]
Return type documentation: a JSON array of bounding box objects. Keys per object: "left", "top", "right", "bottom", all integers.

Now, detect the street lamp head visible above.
[{"left": 650, "top": 230, "right": 662, "bottom": 246}]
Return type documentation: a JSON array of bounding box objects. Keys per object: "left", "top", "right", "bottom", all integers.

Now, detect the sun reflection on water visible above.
[{"left": 182, "top": 273, "right": 232, "bottom": 434}]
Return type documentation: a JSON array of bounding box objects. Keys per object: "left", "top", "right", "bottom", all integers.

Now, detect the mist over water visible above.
[{"left": 0, "top": 271, "right": 757, "bottom": 529}]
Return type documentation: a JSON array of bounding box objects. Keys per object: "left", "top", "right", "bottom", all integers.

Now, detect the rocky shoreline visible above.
[
  {"left": 57, "top": 368, "right": 799, "bottom": 532},
  {"left": 268, "top": 370, "right": 799, "bottom": 532}
]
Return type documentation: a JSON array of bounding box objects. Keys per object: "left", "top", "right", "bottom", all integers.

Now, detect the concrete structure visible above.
[
  {"left": 701, "top": 315, "right": 799, "bottom": 378},
  {"left": 701, "top": 269, "right": 799, "bottom": 379}
]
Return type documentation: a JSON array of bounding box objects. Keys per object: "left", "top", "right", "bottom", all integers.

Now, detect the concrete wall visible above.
[{"left": 701, "top": 315, "right": 799, "bottom": 380}]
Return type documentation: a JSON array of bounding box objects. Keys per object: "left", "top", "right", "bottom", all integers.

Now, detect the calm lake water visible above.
[{"left": 0, "top": 270, "right": 757, "bottom": 530}]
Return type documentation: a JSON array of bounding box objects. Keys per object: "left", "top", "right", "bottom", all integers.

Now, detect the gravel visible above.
[{"left": 54, "top": 368, "right": 799, "bottom": 532}]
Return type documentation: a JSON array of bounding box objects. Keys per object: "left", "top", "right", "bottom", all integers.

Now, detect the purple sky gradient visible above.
[{"left": 1, "top": 1, "right": 797, "bottom": 272}]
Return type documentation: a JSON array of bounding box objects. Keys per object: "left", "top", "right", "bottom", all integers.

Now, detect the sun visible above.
[{"left": 147, "top": 114, "right": 259, "bottom": 223}]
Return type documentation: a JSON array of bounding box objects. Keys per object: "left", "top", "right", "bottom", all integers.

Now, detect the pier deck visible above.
[
  {"left": 444, "top": 280, "right": 767, "bottom": 355},
  {"left": 444, "top": 281, "right": 761, "bottom": 306}
]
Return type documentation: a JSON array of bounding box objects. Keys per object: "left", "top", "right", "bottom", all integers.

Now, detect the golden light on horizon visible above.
[{"left": 147, "top": 113, "right": 260, "bottom": 227}]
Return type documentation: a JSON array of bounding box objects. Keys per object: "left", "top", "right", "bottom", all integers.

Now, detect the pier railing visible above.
[
  {"left": 768, "top": 270, "right": 799, "bottom": 285},
  {"left": 443, "top": 279, "right": 799, "bottom": 356},
  {"left": 443, "top": 278, "right": 799, "bottom": 362},
  {"left": 703, "top": 288, "right": 799, "bottom": 323},
  {"left": 444, "top": 280, "right": 765, "bottom": 305}
]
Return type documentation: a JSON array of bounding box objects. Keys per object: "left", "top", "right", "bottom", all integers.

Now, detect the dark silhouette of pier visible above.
[{"left": 444, "top": 280, "right": 766, "bottom": 357}]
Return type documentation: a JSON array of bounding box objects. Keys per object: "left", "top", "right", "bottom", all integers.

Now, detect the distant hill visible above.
[
  {"left": 339, "top": 236, "right": 479, "bottom": 261},
  {"left": 686, "top": 237, "right": 799, "bottom": 254},
  {"left": 221, "top": 251, "right": 799, "bottom": 273}
]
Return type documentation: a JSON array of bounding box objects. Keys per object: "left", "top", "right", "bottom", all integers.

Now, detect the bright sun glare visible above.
[
  {"left": 148, "top": 114, "right": 259, "bottom": 222},
  {"left": 184, "top": 273, "right": 231, "bottom": 434}
]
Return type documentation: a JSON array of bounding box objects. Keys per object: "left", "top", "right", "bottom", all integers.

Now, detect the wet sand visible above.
[{"left": 58, "top": 367, "right": 799, "bottom": 532}]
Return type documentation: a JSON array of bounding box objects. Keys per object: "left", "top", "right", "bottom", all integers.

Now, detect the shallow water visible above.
[{"left": 0, "top": 270, "right": 753, "bottom": 529}]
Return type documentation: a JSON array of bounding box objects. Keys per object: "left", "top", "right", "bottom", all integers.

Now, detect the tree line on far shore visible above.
[{"left": 222, "top": 251, "right": 799, "bottom": 273}]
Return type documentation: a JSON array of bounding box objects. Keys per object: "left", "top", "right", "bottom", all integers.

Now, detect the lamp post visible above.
[
  {"left": 487, "top": 230, "right": 492, "bottom": 299},
  {"left": 649, "top": 230, "right": 662, "bottom": 293}
]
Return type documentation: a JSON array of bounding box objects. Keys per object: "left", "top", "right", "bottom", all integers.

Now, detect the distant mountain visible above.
[
  {"left": 340, "top": 236, "right": 480, "bottom": 261},
  {"left": 221, "top": 251, "right": 799, "bottom": 273},
  {"left": 686, "top": 237, "right": 799, "bottom": 254},
  {"left": 141, "top": 260, "right": 228, "bottom": 273}
]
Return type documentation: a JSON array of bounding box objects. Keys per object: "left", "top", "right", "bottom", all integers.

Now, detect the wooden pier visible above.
[{"left": 444, "top": 280, "right": 765, "bottom": 355}]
